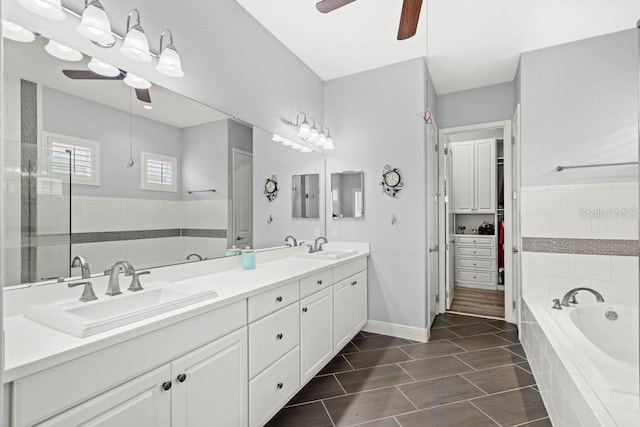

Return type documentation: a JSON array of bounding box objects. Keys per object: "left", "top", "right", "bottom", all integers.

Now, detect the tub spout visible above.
[{"left": 560, "top": 288, "right": 605, "bottom": 307}]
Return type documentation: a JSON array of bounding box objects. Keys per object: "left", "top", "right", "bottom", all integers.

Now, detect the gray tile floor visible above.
[{"left": 267, "top": 314, "right": 550, "bottom": 427}]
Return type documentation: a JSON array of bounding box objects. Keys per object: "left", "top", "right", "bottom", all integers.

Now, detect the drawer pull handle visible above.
[
  {"left": 276, "top": 296, "right": 283, "bottom": 302},
  {"left": 351, "top": 281, "right": 357, "bottom": 286},
  {"left": 317, "top": 280, "right": 323, "bottom": 285},
  {"left": 177, "top": 373, "right": 187, "bottom": 383},
  {"left": 161, "top": 381, "right": 172, "bottom": 391},
  {"left": 277, "top": 382, "right": 284, "bottom": 389},
  {"left": 473, "top": 276, "right": 477, "bottom": 279},
  {"left": 277, "top": 333, "right": 283, "bottom": 340},
  {"left": 302, "top": 307, "right": 308, "bottom": 312}
]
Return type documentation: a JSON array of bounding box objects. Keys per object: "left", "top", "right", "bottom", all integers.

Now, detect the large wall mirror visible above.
[
  {"left": 292, "top": 174, "right": 320, "bottom": 219},
  {"left": 331, "top": 171, "right": 364, "bottom": 219},
  {"left": 2, "top": 34, "right": 259, "bottom": 287}
]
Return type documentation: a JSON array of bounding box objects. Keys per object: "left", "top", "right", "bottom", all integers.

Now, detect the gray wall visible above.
[
  {"left": 227, "top": 120, "right": 254, "bottom": 200},
  {"left": 324, "top": 58, "right": 428, "bottom": 330},
  {"left": 182, "top": 120, "right": 229, "bottom": 200},
  {"left": 42, "top": 87, "right": 183, "bottom": 200},
  {"left": 436, "top": 82, "right": 515, "bottom": 129},
  {"left": 520, "top": 29, "right": 638, "bottom": 186}
]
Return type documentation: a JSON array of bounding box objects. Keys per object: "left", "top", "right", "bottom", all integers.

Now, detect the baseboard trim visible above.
[{"left": 362, "top": 320, "right": 428, "bottom": 343}]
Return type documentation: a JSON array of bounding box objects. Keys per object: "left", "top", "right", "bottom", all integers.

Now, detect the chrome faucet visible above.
[
  {"left": 187, "top": 253, "right": 204, "bottom": 261},
  {"left": 284, "top": 235, "right": 298, "bottom": 247},
  {"left": 560, "top": 287, "right": 605, "bottom": 307},
  {"left": 105, "top": 261, "right": 135, "bottom": 296},
  {"left": 68, "top": 281, "right": 98, "bottom": 302},
  {"left": 310, "top": 237, "right": 328, "bottom": 253},
  {"left": 71, "top": 255, "right": 91, "bottom": 279}
]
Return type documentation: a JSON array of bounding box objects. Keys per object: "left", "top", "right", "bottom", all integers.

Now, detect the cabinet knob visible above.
[
  {"left": 317, "top": 280, "right": 323, "bottom": 285},
  {"left": 351, "top": 281, "right": 357, "bottom": 286},
  {"left": 277, "top": 382, "right": 283, "bottom": 389},
  {"left": 161, "top": 381, "right": 172, "bottom": 391},
  {"left": 276, "top": 333, "right": 283, "bottom": 340},
  {"left": 177, "top": 373, "right": 187, "bottom": 383},
  {"left": 302, "top": 307, "right": 308, "bottom": 312},
  {"left": 473, "top": 276, "right": 477, "bottom": 279},
  {"left": 276, "top": 296, "right": 283, "bottom": 302}
]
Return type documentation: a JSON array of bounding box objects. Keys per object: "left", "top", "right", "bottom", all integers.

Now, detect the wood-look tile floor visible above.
[
  {"left": 267, "top": 314, "right": 550, "bottom": 427},
  {"left": 450, "top": 286, "right": 505, "bottom": 318}
]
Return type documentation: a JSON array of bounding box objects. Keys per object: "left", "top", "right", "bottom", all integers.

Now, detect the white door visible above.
[
  {"left": 451, "top": 141, "right": 475, "bottom": 213},
  {"left": 445, "top": 144, "right": 456, "bottom": 310},
  {"left": 38, "top": 366, "right": 171, "bottom": 427},
  {"left": 233, "top": 149, "right": 253, "bottom": 248},
  {"left": 512, "top": 105, "right": 522, "bottom": 327},
  {"left": 171, "top": 328, "right": 248, "bottom": 427},
  {"left": 300, "top": 287, "right": 333, "bottom": 383},
  {"left": 475, "top": 139, "right": 497, "bottom": 214},
  {"left": 352, "top": 272, "right": 368, "bottom": 331},
  {"left": 333, "top": 278, "right": 354, "bottom": 353},
  {"left": 426, "top": 124, "right": 439, "bottom": 326}
]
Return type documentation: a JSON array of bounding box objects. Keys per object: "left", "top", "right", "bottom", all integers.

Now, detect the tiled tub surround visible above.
[{"left": 522, "top": 297, "right": 639, "bottom": 426}]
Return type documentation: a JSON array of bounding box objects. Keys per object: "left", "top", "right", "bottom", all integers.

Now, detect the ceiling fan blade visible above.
[
  {"left": 135, "top": 88, "right": 151, "bottom": 104},
  {"left": 316, "top": 0, "right": 357, "bottom": 13},
  {"left": 62, "top": 70, "right": 124, "bottom": 80},
  {"left": 397, "top": 0, "right": 423, "bottom": 40}
]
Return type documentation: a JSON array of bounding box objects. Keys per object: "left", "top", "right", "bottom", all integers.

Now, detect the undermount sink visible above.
[
  {"left": 25, "top": 282, "right": 217, "bottom": 338},
  {"left": 298, "top": 250, "right": 358, "bottom": 260}
]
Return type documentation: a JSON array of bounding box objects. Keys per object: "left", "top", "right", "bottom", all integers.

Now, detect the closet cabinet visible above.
[
  {"left": 333, "top": 272, "right": 368, "bottom": 353},
  {"left": 452, "top": 139, "right": 496, "bottom": 214}
]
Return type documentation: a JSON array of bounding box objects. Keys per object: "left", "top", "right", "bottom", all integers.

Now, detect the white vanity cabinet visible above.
[
  {"left": 452, "top": 139, "right": 496, "bottom": 214},
  {"left": 300, "top": 286, "right": 334, "bottom": 384},
  {"left": 333, "top": 272, "right": 367, "bottom": 353}
]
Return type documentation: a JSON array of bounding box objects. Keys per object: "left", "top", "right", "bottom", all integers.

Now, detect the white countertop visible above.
[{"left": 3, "top": 245, "right": 369, "bottom": 383}]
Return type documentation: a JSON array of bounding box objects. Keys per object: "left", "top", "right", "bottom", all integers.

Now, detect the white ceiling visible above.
[
  {"left": 236, "top": 0, "right": 640, "bottom": 94},
  {"left": 4, "top": 37, "right": 230, "bottom": 128}
]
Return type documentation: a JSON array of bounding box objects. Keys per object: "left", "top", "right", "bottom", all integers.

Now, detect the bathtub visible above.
[{"left": 522, "top": 296, "right": 640, "bottom": 426}]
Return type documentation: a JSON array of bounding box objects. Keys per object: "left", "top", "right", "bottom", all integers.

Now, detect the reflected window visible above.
[
  {"left": 141, "top": 151, "right": 177, "bottom": 192},
  {"left": 44, "top": 132, "right": 100, "bottom": 186}
]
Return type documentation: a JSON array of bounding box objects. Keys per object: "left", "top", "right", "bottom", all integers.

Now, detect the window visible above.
[
  {"left": 43, "top": 132, "right": 100, "bottom": 186},
  {"left": 141, "top": 151, "right": 177, "bottom": 192}
]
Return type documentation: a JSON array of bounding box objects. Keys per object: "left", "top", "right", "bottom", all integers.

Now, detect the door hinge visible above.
[
  {"left": 444, "top": 147, "right": 449, "bottom": 155},
  {"left": 512, "top": 191, "right": 517, "bottom": 200},
  {"left": 435, "top": 294, "right": 440, "bottom": 303},
  {"left": 435, "top": 143, "right": 439, "bottom": 152},
  {"left": 512, "top": 300, "right": 517, "bottom": 310},
  {"left": 512, "top": 136, "right": 516, "bottom": 144}
]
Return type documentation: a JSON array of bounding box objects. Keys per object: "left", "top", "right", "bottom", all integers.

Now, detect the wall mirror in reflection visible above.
[
  {"left": 292, "top": 174, "right": 320, "bottom": 219},
  {"left": 331, "top": 171, "right": 364, "bottom": 219}
]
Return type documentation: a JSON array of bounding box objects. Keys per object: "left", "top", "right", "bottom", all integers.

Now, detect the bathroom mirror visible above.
[
  {"left": 292, "top": 174, "right": 321, "bottom": 219},
  {"left": 331, "top": 171, "right": 364, "bottom": 219}
]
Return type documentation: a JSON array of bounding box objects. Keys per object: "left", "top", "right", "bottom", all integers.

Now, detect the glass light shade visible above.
[
  {"left": 272, "top": 134, "right": 285, "bottom": 143},
  {"left": 87, "top": 58, "right": 120, "bottom": 77},
  {"left": 298, "top": 122, "right": 311, "bottom": 138},
  {"left": 317, "top": 132, "right": 327, "bottom": 146},
  {"left": 156, "top": 44, "right": 184, "bottom": 77},
  {"left": 143, "top": 105, "right": 153, "bottom": 110},
  {"left": 123, "top": 73, "right": 151, "bottom": 89},
  {"left": 17, "top": 0, "right": 66, "bottom": 21},
  {"left": 324, "top": 137, "right": 334, "bottom": 150},
  {"left": 291, "top": 144, "right": 303, "bottom": 150},
  {"left": 120, "top": 25, "right": 152, "bottom": 63},
  {"left": 300, "top": 147, "right": 312, "bottom": 153},
  {"left": 2, "top": 21, "right": 35, "bottom": 43},
  {"left": 45, "top": 40, "right": 82, "bottom": 61},
  {"left": 76, "top": 1, "right": 115, "bottom": 47},
  {"left": 282, "top": 139, "right": 294, "bottom": 146},
  {"left": 309, "top": 126, "right": 319, "bottom": 143}
]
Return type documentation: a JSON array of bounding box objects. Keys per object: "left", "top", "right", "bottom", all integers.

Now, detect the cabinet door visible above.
[
  {"left": 300, "top": 287, "right": 333, "bottom": 383},
  {"left": 333, "top": 279, "right": 354, "bottom": 353},
  {"left": 171, "top": 328, "right": 248, "bottom": 427},
  {"left": 474, "top": 139, "right": 496, "bottom": 213},
  {"left": 451, "top": 141, "right": 475, "bottom": 213},
  {"left": 352, "top": 273, "right": 368, "bottom": 332},
  {"left": 37, "top": 366, "right": 171, "bottom": 427}
]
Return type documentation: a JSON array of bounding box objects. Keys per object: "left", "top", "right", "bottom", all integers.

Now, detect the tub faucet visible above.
[
  {"left": 71, "top": 255, "right": 91, "bottom": 279},
  {"left": 284, "top": 235, "right": 298, "bottom": 247},
  {"left": 560, "top": 287, "right": 605, "bottom": 307},
  {"left": 105, "top": 261, "right": 135, "bottom": 296},
  {"left": 310, "top": 237, "right": 328, "bottom": 253}
]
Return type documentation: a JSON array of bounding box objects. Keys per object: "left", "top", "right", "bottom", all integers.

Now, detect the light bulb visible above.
[
  {"left": 45, "top": 40, "right": 83, "bottom": 62},
  {"left": 2, "top": 21, "right": 35, "bottom": 43},
  {"left": 17, "top": 0, "right": 66, "bottom": 21},
  {"left": 123, "top": 73, "right": 151, "bottom": 90},
  {"left": 76, "top": 0, "right": 115, "bottom": 47},
  {"left": 87, "top": 58, "right": 120, "bottom": 77}
]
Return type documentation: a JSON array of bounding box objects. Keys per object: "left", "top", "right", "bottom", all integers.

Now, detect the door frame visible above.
[
  {"left": 425, "top": 119, "right": 439, "bottom": 331},
  {"left": 231, "top": 148, "right": 253, "bottom": 248},
  {"left": 437, "top": 120, "right": 517, "bottom": 324}
]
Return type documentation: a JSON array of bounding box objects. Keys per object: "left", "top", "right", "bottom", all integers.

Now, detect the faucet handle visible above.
[
  {"left": 552, "top": 298, "right": 562, "bottom": 310},
  {"left": 69, "top": 281, "right": 98, "bottom": 302},
  {"left": 128, "top": 271, "right": 150, "bottom": 292}
]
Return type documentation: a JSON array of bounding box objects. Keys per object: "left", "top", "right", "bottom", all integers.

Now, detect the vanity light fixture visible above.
[
  {"left": 143, "top": 104, "right": 153, "bottom": 110},
  {"left": 300, "top": 147, "right": 312, "bottom": 153},
  {"left": 123, "top": 73, "right": 151, "bottom": 89},
  {"left": 296, "top": 112, "right": 311, "bottom": 138},
  {"left": 156, "top": 29, "right": 184, "bottom": 77},
  {"left": 17, "top": 0, "right": 65, "bottom": 21},
  {"left": 45, "top": 40, "right": 83, "bottom": 61},
  {"left": 317, "top": 127, "right": 327, "bottom": 146},
  {"left": 120, "top": 9, "right": 152, "bottom": 63},
  {"left": 308, "top": 119, "right": 319, "bottom": 143},
  {"left": 282, "top": 139, "right": 294, "bottom": 146},
  {"left": 324, "top": 129, "right": 335, "bottom": 150},
  {"left": 272, "top": 134, "right": 285, "bottom": 143},
  {"left": 76, "top": 0, "right": 115, "bottom": 47},
  {"left": 87, "top": 57, "right": 120, "bottom": 77},
  {"left": 2, "top": 20, "right": 36, "bottom": 43}
]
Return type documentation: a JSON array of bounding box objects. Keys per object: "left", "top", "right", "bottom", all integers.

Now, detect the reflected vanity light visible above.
[
  {"left": 120, "top": 9, "right": 152, "bottom": 63},
  {"left": 296, "top": 112, "right": 311, "bottom": 138},
  {"left": 291, "top": 112, "right": 335, "bottom": 150},
  {"left": 76, "top": 0, "right": 115, "bottom": 47},
  {"left": 88, "top": 57, "right": 120, "bottom": 77},
  {"left": 324, "top": 129, "right": 334, "bottom": 149},
  {"left": 282, "top": 139, "right": 294, "bottom": 146},
  {"left": 45, "top": 40, "right": 83, "bottom": 61},
  {"left": 317, "top": 127, "right": 327, "bottom": 146},
  {"left": 17, "top": 0, "right": 66, "bottom": 21},
  {"left": 300, "top": 147, "right": 312, "bottom": 153},
  {"left": 308, "top": 119, "right": 319, "bottom": 143},
  {"left": 156, "top": 29, "right": 184, "bottom": 77},
  {"left": 2, "top": 20, "right": 36, "bottom": 43},
  {"left": 124, "top": 73, "right": 151, "bottom": 89},
  {"left": 272, "top": 134, "right": 285, "bottom": 143},
  {"left": 143, "top": 105, "right": 153, "bottom": 110}
]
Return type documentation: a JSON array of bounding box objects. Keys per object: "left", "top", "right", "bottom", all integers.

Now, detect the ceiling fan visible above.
[
  {"left": 316, "top": 0, "right": 423, "bottom": 40},
  {"left": 62, "top": 70, "right": 152, "bottom": 104}
]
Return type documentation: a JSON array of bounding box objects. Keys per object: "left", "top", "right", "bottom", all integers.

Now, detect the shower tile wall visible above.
[{"left": 521, "top": 182, "right": 639, "bottom": 304}]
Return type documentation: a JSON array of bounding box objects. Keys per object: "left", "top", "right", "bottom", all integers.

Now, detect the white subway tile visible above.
[
  {"left": 611, "top": 256, "right": 639, "bottom": 283},
  {"left": 81, "top": 198, "right": 106, "bottom": 217},
  {"left": 530, "top": 252, "right": 569, "bottom": 277},
  {"left": 568, "top": 254, "right": 612, "bottom": 281},
  {"left": 548, "top": 214, "right": 592, "bottom": 239},
  {"left": 567, "top": 189, "right": 611, "bottom": 214}
]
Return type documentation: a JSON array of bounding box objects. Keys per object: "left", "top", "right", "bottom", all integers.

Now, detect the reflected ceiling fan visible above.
[
  {"left": 316, "top": 0, "right": 423, "bottom": 40},
  {"left": 62, "top": 70, "right": 151, "bottom": 104}
]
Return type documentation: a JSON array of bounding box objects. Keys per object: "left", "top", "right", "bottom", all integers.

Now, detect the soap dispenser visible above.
[{"left": 241, "top": 246, "right": 255, "bottom": 270}]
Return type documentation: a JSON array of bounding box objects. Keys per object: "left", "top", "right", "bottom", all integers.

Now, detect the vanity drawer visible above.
[
  {"left": 300, "top": 269, "right": 333, "bottom": 298},
  {"left": 333, "top": 257, "right": 367, "bottom": 283},
  {"left": 455, "top": 258, "right": 495, "bottom": 271},
  {"left": 455, "top": 246, "right": 494, "bottom": 258},
  {"left": 455, "top": 269, "right": 494, "bottom": 285},
  {"left": 455, "top": 235, "right": 495, "bottom": 246},
  {"left": 249, "top": 302, "right": 300, "bottom": 378},
  {"left": 248, "top": 280, "right": 299, "bottom": 322},
  {"left": 249, "top": 346, "right": 300, "bottom": 427}
]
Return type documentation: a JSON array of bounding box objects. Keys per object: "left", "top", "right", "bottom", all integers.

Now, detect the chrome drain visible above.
[{"left": 605, "top": 310, "right": 618, "bottom": 321}]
